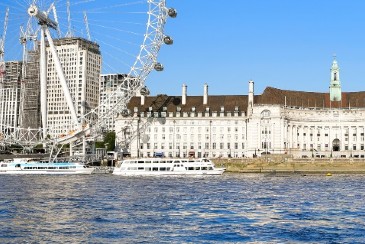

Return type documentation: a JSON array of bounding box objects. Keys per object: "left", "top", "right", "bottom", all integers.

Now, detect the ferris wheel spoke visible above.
[{"left": 0, "top": 0, "right": 173, "bottom": 149}]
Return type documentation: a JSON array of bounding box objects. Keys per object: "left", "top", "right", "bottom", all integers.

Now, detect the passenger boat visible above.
[
  {"left": 112, "top": 158, "right": 225, "bottom": 176},
  {"left": 0, "top": 158, "right": 94, "bottom": 175}
]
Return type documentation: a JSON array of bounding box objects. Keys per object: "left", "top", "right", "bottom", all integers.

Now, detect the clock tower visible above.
[{"left": 329, "top": 57, "right": 342, "bottom": 102}]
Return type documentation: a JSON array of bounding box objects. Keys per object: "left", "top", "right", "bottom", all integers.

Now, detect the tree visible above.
[
  {"left": 104, "top": 131, "right": 116, "bottom": 151},
  {"left": 95, "top": 131, "right": 116, "bottom": 151}
]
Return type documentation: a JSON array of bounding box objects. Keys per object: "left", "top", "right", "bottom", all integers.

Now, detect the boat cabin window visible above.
[
  {"left": 15, "top": 164, "right": 21, "bottom": 168},
  {"left": 1, "top": 164, "right": 7, "bottom": 167}
]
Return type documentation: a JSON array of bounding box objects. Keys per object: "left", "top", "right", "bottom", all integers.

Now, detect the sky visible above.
[
  {"left": 1, "top": 0, "right": 365, "bottom": 97},
  {"left": 148, "top": 0, "right": 365, "bottom": 96}
]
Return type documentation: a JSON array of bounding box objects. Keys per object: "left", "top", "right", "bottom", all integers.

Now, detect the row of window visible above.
[
  {"left": 140, "top": 142, "right": 245, "bottom": 150},
  {"left": 123, "top": 166, "right": 214, "bottom": 171}
]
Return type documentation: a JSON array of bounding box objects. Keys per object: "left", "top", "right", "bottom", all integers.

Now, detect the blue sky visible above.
[
  {"left": 149, "top": 0, "right": 365, "bottom": 96},
  {"left": 1, "top": 1, "right": 365, "bottom": 97}
]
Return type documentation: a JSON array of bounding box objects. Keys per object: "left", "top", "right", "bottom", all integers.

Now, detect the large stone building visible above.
[{"left": 115, "top": 58, "right": 365, "bottom": 159}]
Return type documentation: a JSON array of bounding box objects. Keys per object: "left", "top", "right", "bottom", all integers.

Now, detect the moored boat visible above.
[
  {"left": 0, "top": 158, "right": 94, "bottom": 175},
  {"left": 112, "top": 157, "right": 225, "bottom": 176}
]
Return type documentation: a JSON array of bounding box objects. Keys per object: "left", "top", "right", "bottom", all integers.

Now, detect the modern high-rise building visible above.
[
  {"left": 18, "top": 50, "right": 41, "bottom": 131},
  {"left": 0, "top": 61, "right": 22, "bottom": 133},
  {"left": 99, "top": 74, "right": 135, "bottom": 131},
  {"left": 45, "top": 37, "right": 101, "bottom": 138}
]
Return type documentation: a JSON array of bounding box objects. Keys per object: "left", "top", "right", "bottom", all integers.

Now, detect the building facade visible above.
[
  {"left": 99, "top": 74, "right": 132, "bottom": 131},
  {"left": 46, "top": 38, "right": 101, "bottom": 138},
  {"left": 115, "top": 59, "right": 365, "bottom": 159},
  {"left": 0, "top": 61, "right": 22, "bottom": 133}
]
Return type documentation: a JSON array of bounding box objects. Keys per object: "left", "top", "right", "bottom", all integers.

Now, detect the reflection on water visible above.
[{"left": 0, "top": 174, "right": 365, "bottom": 243}]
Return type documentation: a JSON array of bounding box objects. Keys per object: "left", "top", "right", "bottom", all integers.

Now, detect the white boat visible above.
[
  {"left": 112, "top": 158, "right": 225, "bottom": 176},
  {"left": 0, "top": 158, "right": 94, "bottom": 175}
]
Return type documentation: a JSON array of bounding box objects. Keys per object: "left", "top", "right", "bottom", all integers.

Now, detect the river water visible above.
[{"left": 0, "top": 173, "right": 364, "bottom": 243}]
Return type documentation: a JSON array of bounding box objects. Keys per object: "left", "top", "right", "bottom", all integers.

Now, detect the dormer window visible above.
[
  {"left": 192, "top": 107, "right": 195, "bottom": 112},
  {"left": 261, "top": 109, "right": 271, "bottom": 118},
  {"left": 220, "top": 106, "right": 224, "bottom": 112},
  {"left": 206, "top": 107, "right": 210, "bottom": 112},
  {"left": 177, "top": 106, "right": 181, "bottom": 112},
  {"left": 235, "top": 106, "right": 239, "bottom": 111},
  {"left": 149, "top": 107, "right": 153, "bottom": 111},
  {"left": 133, "top": 107, "right": 138, "bottom": 112}
]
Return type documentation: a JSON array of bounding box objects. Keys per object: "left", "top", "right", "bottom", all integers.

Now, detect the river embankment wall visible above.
[{"left": 212, "top": 156, "right": 365, "bottom": 174}]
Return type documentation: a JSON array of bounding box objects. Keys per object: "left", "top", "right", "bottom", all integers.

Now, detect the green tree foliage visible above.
[
  {"left": 95, "top": 131, "right": 116, "bottom": 151},
  {"left": 104, "top": 131, "right": 116, "bottom": 151}
]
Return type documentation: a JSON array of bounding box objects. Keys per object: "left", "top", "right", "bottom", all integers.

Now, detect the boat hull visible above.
[
  {"left": 0, "top": 159, "right": 94, "bottom": 175},
  {"left": 113, "top": 169, "right": 225, "bottom": 176},
  {"left": 112, "top": 157, "right": 225, "bottom": 176},
  {"left": 0, "top": 168, "right": 94, "bottom": 175}
]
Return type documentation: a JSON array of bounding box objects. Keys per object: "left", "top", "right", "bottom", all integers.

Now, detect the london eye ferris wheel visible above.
[{"left": 0, "top": 0, "right": 176, "bottom": 151}]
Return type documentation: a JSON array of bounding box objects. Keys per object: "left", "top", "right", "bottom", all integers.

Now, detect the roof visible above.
[
  {"left": 127, "top": 87, "right": 365, "bottom": 114},
  {"left": 128, "top": 94, "right": 248, "bottom": 114}
]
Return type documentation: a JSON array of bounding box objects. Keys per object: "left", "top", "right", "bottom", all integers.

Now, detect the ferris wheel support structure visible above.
[{"left": 0, "top": 0, "right": 175, "bottom": 152}]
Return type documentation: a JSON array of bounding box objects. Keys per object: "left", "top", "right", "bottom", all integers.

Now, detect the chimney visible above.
[
  {"left": 248, "top": 80, "right": 254, "bottom": 116},
  {"left": 203, "top": 83, "right": 208, "bottom": 105},
  {"left": 182, "top": 84, "right": 187, "bottom": 105},
  {"left": 141, "top": 95, "right": 145, "bottom": 106}
]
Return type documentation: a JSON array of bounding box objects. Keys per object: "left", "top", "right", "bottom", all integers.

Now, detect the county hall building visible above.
[{"left": 115, "top": 58, "right": 365, "bottom": 159}]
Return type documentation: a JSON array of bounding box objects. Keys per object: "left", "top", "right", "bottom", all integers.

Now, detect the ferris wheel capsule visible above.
[
  {"left": 163, "top": 36, "right": 173, "bottom": 45},
  {"left": 154, "top": 63, "right": 164, "bottom": 71},
  {"left": 168, "top": 8, "right": 177, "bottom": 18}
]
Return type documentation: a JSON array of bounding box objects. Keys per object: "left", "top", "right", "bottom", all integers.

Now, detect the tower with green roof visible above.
[{"left": 329, "top": 57, "right": 342, "bottom": 102}]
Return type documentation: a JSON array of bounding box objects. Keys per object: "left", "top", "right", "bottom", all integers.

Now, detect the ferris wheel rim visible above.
[{"left": 0, "top": 0, "right": 170, "bottom": 147}]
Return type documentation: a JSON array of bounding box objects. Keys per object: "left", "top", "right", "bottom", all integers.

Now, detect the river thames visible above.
[{"left": 0, "top": 173, "right": 364, "bottom": 243}]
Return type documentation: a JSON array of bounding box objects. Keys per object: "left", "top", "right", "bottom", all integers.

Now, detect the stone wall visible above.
[{"left": 212, "top": 156, "right": 365, "bottom": 174}]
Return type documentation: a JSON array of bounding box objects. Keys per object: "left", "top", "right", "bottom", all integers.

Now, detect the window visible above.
[{"left": 261, "top": 110, "right": 271, "bottom": 117}]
